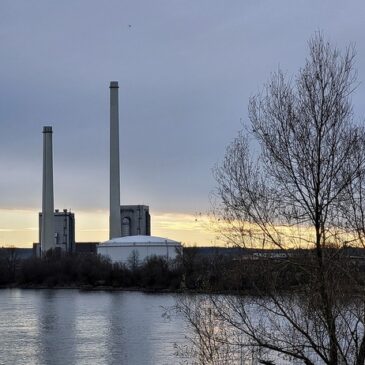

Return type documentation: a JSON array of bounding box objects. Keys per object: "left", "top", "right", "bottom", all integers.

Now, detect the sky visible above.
[{"left": 1, "top": 0, "right": 365, "bottom": 247}]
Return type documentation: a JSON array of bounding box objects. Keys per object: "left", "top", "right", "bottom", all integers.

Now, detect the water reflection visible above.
[
  {"left": 0, "top": 289, "right": 39, "bottom": 364},
  {"left": 36, "top": 290, "right": 77, "bottom": 365},
  {"left": 107, "top": 294, "right": 127, "bottom": 364},
  {"left": 0, "top": 290, "right": 187, "bottom": 365}
]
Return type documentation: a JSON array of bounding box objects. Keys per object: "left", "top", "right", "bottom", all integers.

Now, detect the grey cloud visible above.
[{"left": 0, "top": 0, "right": 365, "bottom": 214}]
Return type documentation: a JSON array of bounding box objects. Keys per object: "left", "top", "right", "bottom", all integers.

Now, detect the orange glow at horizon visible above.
[
  {"left": 0, "top": 208, "right": 353, "bottom": 249},
  {"left": 0, "top": 208, "right": 221, "bottom": 248}
]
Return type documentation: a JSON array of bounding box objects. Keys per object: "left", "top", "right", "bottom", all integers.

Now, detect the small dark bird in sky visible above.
[{"left": 128, "top": 24, "right": 132, "bottom": 29}]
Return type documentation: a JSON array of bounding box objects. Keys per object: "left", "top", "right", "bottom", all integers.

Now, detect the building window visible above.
[{"left": 122, "top": 217, "right": 131, "bottom": 237}]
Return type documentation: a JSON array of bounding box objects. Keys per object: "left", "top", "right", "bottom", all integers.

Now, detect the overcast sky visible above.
[{"left": 1, "top": 0, "right": 365, "bottom": 245}]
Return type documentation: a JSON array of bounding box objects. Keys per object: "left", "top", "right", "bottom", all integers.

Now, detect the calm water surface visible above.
[{"left": 0, "top": 289, "right": 188, "bottom": 365}]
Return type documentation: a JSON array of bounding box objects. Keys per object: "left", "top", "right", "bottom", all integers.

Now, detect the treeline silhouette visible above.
[
  {"left": 1, "top": 247, "right": 365, "bottom": 292},
  {"left": 0, "top": 251, "right": 182, "bottom": 290}
]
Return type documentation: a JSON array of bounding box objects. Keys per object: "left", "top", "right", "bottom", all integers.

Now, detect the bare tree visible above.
[
  {"left": 6, "top": 246, "right": 18, "bottom": 281},
  {"left": 177, "top": 34, "right": 365, "bottom": 364},
  {"left": 127, "top": 249, "right": 140, "bottom": 272}
]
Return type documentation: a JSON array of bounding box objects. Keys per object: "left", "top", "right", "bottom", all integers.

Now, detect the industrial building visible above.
[
  {"left": 98, "top": 235, "right": 181, "bottom": 264},
  {"left": 97, "top": 81, "right": 182, "bottom": 263},
  {"left": 35, "top": 209, "right": 75, "bottom": 255},
  {"left": 41, "top": 126, "right": 55, "bottom": 254},
  {"left": 38, "top": 81, "right": 182, "bottom": 261},
  {"left": 39, "top": 209, "right": 75, "bottom": 253},
  {"left": 121, "top": 205, "right": 150, "bottom": 236}
]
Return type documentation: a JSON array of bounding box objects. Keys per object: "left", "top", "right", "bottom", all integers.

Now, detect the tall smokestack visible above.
[
  {"left": 109, "top": 81, "right": 121, "bottom": 238},
  {"left": 41, "top": 126, "right": 55, "bottom": 253}
]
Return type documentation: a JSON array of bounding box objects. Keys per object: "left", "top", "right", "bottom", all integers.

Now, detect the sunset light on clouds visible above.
[
  {"left": 0, "top": 209, "right": 219, "bottom": 247},
  {"left": 1, "top": 1, "right": 365, "bottom": 250},
  {"left": 0, "top": 207, "right": 347, "bottom": 250}
]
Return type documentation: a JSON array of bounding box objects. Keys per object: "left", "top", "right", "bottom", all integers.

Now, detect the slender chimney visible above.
[
  {"left": 41, "top": 126, "right": 55, "bottom": 253},
  {"left": 109, "top": 81, "right": 121, "bottom": 238}
]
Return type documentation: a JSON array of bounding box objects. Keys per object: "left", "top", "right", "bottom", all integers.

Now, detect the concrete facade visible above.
[
  {"left": 121, "top": 205, "right": 151, "bottom": 237},
  {"left": 109, "top": 81, "right": 122, "bottom": 239},
  {"left": 39, "top": 209, "right": 75, "bottom": 253},
  {"left": 41, "top": 126, "right": 55, "bottom": 254}
]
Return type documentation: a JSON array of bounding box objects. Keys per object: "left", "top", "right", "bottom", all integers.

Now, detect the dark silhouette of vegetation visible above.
[
  {"left": 0, "top": 248, "right": 183, "bottom": 290},
  {"left": 176, "top": 33, "right": 365, "bottom": 365},
  {"left": 1, "top": 247, "right": 365, "bottom": 294},
  {"left": 0, "top": 247, "right": 18, "bottom": 285}
]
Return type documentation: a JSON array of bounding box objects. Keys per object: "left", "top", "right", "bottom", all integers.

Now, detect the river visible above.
[{"left": 0, "top": 289, "right": 189, "bottom": 365}]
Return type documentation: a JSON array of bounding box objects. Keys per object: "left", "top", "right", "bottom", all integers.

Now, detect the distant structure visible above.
[
  {"left": 75, "top": 242, "right": 98, "bottom": 254},
  {"left": 98, "top": 235, "right": 181, "bottom": 264},
  {"left": 41, "top": 126, "right": 55, "bottom": 254},
  {"left": 37, "top": 126, "right": 76, "bottom": 256},
  {"left": 39, "top": 209, "right": 75, "bottom": 253},
  {"left": 109, "top": 81, "right": 121, "bottom": 239},
  {"left": 97, "top": 81, "right": 182, "bottom": 263},
  {"left": 121, "top": 205, "right": 151, "bottom": 236}
]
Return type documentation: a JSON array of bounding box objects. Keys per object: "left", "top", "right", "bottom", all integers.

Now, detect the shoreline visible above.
[
  {"left": 0, "top": 284, "right": 179, "bottom": 293},
  {"left": 0, "top": 284, "right": 300, "bottom": 296},
  {"left": 0, "top": 284, "right": 201, "bottom": 294}
]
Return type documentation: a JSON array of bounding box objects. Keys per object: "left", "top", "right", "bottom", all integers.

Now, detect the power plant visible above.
[
  {"left": 37, "top": 81, "right": 181, "bottom": 262},
  {"left": 98, "top": 81, "right": 181, "bottom": 263},
  {"left": 121, "top": 205, "right": 151, "bottom": 236},
  {"left": 39, "top": 209, "right": 75, "bottom": 253}
]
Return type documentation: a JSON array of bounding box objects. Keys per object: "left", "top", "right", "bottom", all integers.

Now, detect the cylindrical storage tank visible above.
[{"left": 97, "top": 235, "right": 182, "bottom": 264}]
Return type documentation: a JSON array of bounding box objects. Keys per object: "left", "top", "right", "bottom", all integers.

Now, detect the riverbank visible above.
[{"left": 0, "top": 283, "right": 183, "bottom": 293}]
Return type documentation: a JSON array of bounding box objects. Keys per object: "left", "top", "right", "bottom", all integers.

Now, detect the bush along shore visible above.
[{"left": 1, "top": 247, "right": 365, "bottom": 293}]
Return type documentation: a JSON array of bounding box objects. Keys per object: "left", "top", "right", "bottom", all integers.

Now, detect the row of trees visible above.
[
  {"left": 0, "top": 250, "right": 182, "bottom": 289},
  {"left": 177, "top": 34, "right": 365, "bottom": 364},
  {"left": 4, "top": 246, "right": 359, "bottom": 292}
]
